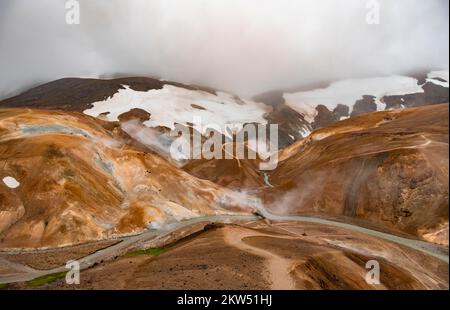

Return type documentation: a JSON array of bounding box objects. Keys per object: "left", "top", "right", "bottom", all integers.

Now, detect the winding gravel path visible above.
[{"left": 222, "top": 226, "right": 296, "bottom": 289}]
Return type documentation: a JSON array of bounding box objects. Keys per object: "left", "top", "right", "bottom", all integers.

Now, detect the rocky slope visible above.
[
  {"left": 0, "top": 109, "right": 255, "bottom": 249},
  {"left": 263, "top": 104, "right": 449, "bottom": 245},
  {"left": 182, "top": 144, "right": 266, "bottom": 190}
]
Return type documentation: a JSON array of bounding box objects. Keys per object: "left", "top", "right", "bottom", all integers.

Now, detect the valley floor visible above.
[{"left": 0, "top": 217, "right": 448, "bottom": 290}]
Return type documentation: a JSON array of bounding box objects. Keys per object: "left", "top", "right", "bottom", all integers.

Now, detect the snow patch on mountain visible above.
[
  {"left": 283, "top": 76, "right": 425, "bottom": 122},
  {"left": 83, "top": 85, "right": 270, "bottom": 138},
  {"left": 427, "top": 70, "right": 449, "bottom": 87},
  {"left": 2, "top": 176, "right": 20, "bottom": 189}
]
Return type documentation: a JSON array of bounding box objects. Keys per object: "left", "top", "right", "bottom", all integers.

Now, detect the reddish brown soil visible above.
[{"left": 7, "top": 221, "right": 446, "bottom": 290}]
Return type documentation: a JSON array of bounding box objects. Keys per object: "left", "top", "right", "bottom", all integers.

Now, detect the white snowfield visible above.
[
  {"left": 427, "top": 70, "right": 449, "bottom": 88},
  {"left": 82, "top": 71, "right": 448, "bottom": 147},
  {"left": 283, "top": 75, "right": 426, "bottom": 123},
  {"left": 83, "top": 85, "right": 271, "bottom": 138},
  {"left": 2, "top": 176, "right": 20, "bottom": 189}
]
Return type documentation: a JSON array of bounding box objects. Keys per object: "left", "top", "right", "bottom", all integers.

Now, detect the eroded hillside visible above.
[
  {"left": 0, "top": 109, "right": 255, "bottom": 249},
  {"left": 263, "top": 104, "right": 449, "bottom": 245}
]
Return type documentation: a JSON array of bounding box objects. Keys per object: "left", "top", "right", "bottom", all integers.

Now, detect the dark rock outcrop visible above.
[{"left": 351, "top": 95, "right": 377, "bottom": 117}]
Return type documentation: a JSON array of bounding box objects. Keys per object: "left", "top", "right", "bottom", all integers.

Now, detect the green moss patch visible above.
[
  {"left": 25, "top": 271, "right": 67, "bottom": 287},
  {"left": 123, "top": 247, "right": 167, "bottom": 257}
]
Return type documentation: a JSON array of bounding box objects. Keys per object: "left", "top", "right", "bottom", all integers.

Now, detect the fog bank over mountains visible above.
[{"left": 0, "top": 0, "right": 448, "bottom": 98}]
